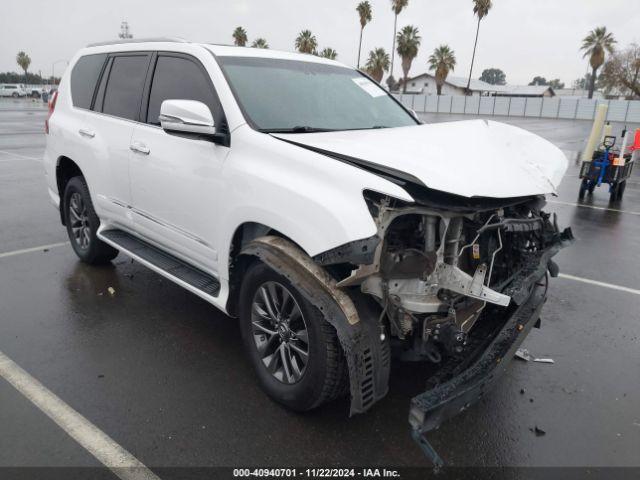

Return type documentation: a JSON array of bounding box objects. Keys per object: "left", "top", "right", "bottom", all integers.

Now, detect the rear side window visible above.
[
  {"left": 70, "top": 54, "right": 107, "bottom": 109},
  {"left": 146, "top": 55, "right": 220, "bottom": 126},
  {"left": 102, "top": 55, "right": 150, "bottom": 121}
]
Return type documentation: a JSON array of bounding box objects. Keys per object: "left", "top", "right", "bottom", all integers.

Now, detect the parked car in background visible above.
[
  {"left": 0, "top": 84, "right": 27, "bottom": 97},
  {"left": 43, "top": 39, "right": 572, "bottom": 462}
]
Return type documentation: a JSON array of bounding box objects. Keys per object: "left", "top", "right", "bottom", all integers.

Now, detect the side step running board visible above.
[{"left": 100, "top": 229, "right": 220, "bottom": 297}]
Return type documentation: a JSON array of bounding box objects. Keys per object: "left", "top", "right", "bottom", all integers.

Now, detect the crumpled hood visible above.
[{"left": 273, "top": 120, "right": 568, "bottom": 199}]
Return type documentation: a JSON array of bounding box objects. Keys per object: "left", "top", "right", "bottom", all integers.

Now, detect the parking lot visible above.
[{"left": 1, "top": 98, "right": 639, "bottom": 477}]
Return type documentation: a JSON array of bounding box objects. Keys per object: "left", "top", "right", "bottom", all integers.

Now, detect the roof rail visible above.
[{"left": 86, "top": 37, "right": 188, "bottom": 48}]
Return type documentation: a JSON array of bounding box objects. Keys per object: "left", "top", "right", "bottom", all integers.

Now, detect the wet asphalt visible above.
[{"left": 0, "top": 99, "right": 639, "bottom": 475}]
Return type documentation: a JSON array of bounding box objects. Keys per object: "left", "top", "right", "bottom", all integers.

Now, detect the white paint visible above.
[
  {"left": 558, "top": 273, "right": 640, "bottom": 296},
  {"left": 548, "top": 200, "right": 640, "bottom": 216},
  {"left": 274, "top": 119, "right": 568, "bottom": 198},
  {"left": 0, "top": 149, "right": 41, "bottom": 161},
  {"left": 0, "top": 242, "right": 69, "bottom": 259},
  {"left": 0, "top": 350, "right": 160, "bottom": 480}
]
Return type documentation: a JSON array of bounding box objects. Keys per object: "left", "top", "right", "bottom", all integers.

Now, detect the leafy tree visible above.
[
  {"left": 465, "top": 0, "right": 492, "bottom": 94},
  {"left": 428, "top": 45, "right": 456, "bottom": 95},
  {"left": 479, "top": 68, "right": 506, "bottom": 85},
  {"left": 251, "top": 38, "right": 269, "bottom": 49},
  {"left": 16, "top": 51, "right": 31, "bottom": 84},
  {"left": 365, "top": 48, "right": 390, "bottom": 83},
  {"left": 389, "top": 0, "right": 409, "bottom": 84},
  {"left": 600, "top": 43, "right": 640, "bottom": 98},
  {"left": 319, "top": 48, "right": 338, "bottom": 60},
  {"left": 580, "top": 26, "right": 616, "bottom": 99},
  {"left": 396, "top": 25, "right": 421, "bottom": 94},
  {"left": 295, "top": 30, "right": 318, "bottom": 54},
  {"left": 529, "top": 76, "right": 548, "bottom": 86},
  {"left": 232, "top": 27, "right": 248, "bottom": 47},
  {"left": 356, "top": 1, "right": 373, "bottom": 69},
  {"left": 548, "top": 79, "right": 565, "bottom": 90}
]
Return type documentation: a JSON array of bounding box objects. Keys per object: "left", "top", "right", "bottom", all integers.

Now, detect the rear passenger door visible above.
[
  {"left": 129, "top": 52, "right": 229, "bottom": 274},
  {"left": 83, "top": 52, "right": 151, "bottom": 225}
]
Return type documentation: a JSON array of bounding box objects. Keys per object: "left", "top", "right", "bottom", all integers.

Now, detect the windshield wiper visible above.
[{"left": 261, "top": 126, "right": 337, "bottom": 134}]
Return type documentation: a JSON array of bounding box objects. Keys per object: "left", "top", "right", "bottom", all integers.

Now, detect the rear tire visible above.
[
  {"left": 238, "top": 261, "right": 348, "bottom": 411},
  {"left": 63, "top": 176, "right": 119, "bottom": 264}
]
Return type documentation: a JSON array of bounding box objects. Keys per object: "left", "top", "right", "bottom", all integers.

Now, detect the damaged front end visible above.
[{"left": 314, "top": 189, "right": 573, "bottom": 463}]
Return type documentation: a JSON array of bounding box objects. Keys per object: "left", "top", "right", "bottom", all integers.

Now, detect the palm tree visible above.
[
  {"left": 465, "top": 0, "right": 492, "bottom": 95},
  {"left": 396, "top": 25, "right": 421, "bottom": 94},
  {"left": 356, "top": 1, "right": 373, "bottom": 69},
  {"left": 295, "top": 30, "right": 318, "bottom": 54},
  {"left": 319, "top": 48, "right": 338, "bottom": 60},
  {"left": 232, "top": 27, "right": 248, "bottom": 47},
  {"left": 365, "top": 48, "right": 390, "bottom": 83},
  {"left": 388, "top": 0, "right": 409, "bottom": 87},
  {"left": 16, "top": 51, "right": 31, "bottom": 84},
  {"left": 581, "top": 26, "right": 616, "bottom": 99},
  {"left": 252, "top": 38, "right": 269, "bottom": 49},
  {"left": 428, "top": 45, "right": 457, "bottom": 95}
]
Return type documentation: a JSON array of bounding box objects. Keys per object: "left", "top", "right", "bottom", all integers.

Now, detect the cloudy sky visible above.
[{"left": 1, "top": 0, "right": 637, "bottom": 86}]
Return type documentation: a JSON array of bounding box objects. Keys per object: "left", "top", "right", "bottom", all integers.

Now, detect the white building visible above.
[{"left": 400, "top": 73, "right": 554, "bottom": 97}]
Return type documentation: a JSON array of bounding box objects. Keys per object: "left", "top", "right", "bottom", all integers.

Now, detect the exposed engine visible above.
[{"left": 326, "top": 191, "right": 572, "bottom": 364}]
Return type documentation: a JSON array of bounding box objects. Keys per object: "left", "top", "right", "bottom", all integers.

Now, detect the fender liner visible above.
[{"left": 240, "top": 236, "right": 390, "bottom": 415}]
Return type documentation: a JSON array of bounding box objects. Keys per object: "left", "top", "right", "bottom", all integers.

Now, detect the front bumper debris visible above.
[{"left": 409, "top": 281, "right": 547, "bottom": 466}]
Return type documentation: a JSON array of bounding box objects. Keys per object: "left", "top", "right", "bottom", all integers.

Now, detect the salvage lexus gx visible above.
[{"left": 43, "top": 39, "right": 573, "bottom": 460}]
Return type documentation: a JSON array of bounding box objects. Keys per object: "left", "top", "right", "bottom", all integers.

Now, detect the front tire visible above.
[
  {"left": 63, "top": 176, "right": 119, "bottom": 264},
  {"left": 238, "top": 261, "right": 347, "bottom": 411}
]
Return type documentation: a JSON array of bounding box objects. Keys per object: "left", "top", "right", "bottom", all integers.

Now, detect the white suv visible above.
[
  {"left": 0, "top": 84, "right": 27, "bottom": 97},
  {"left": 43, "top": 38, "right": 572, "bottom": 460}
]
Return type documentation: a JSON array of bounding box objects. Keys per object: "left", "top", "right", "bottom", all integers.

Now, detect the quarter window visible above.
[
  {"left": 102, "top": 55, "right": 150, "bottom": 121},
  {"left": 146, "top": 55, "right": 219, "bottom": 126},
  {"left": 70, "top": 54, "right": 107, "bottom": 109}
]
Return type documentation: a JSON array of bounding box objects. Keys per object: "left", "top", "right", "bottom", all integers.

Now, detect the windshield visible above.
[{"left": 217, "top": 56, "right": 418, "bottom": 133}]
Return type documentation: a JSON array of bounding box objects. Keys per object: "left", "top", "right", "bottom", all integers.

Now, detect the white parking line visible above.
[
  {"left": 559, "top": 273, "right": 640, "bottom": 296},
  {"left": 0, "top": 350, "right": 161, "bottom": 480},
  {"left": 0, "top": 242, "right": 69, "bottom": 259},
  {"left": 0, "top": 149, "right": 41, "bottom": 161},
  {"left": 547, "top": 200, "right": 640, "bottom": 216}
]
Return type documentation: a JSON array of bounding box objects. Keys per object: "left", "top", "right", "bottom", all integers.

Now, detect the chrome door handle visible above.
[
  {"left": 130, "top": 142, "right": 150, "bottom": 155},
  {"left": 78, "top": 129, "right": 95, "bottom": 138}
]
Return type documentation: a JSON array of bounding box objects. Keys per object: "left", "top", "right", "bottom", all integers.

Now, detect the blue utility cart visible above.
[{"left": 579, "top": 135, "right": 635, "bottom": 202}]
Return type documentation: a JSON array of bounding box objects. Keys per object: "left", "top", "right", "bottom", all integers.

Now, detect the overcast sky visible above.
[{"left": 1, "top": 0, "right": 638, "bottom": 85}]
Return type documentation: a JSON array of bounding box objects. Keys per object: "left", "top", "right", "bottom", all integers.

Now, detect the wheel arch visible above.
[
  {"left": 56, "top": 156, "right": 84, "bottom": 225},
  {"left": 226, "top": 221, "right": 305, "bottom": 317}
]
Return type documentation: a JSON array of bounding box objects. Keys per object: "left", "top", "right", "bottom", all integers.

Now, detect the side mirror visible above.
[{"left": 159, "top": 99, "right": 217, "bottom": 137}]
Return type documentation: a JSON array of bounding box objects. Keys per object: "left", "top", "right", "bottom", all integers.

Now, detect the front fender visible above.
[{"left": 240, "top": 236, "right": 390, "bottom": 415}]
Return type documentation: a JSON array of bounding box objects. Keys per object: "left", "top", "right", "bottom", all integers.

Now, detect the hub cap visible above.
[
  {"left": 251, "top": 281, "right": 309, "bottom": 384},
  {"left": 69, "top": 192, "right": 91, "bottom": 250}
]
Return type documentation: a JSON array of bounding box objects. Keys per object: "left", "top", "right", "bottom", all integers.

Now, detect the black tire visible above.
[
  {"left": 12, "top": 92, "right": 18, "bottom": 98},
  {"left": 588, "top": 180, "right": 597, "bottom": 194},
  {"left": 63, "top": 176, "right": 119, "bottom": 264},
  {"left": 578, "top": 179, "right": 588, "bottom": 199},
  {"left": 617, "top": 181, "right": 626, "bottom": 201},
  {"left": 238, "top": 261, "right": 348, "bottom": 412},
  {"left": 609, "top": 184, "right": 619, "bottom": 203}
]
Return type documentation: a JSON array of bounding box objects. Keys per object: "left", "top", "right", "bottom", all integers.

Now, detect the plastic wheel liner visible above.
[{"left": 240, "top": 236, "right": 390, "bottom": 415}]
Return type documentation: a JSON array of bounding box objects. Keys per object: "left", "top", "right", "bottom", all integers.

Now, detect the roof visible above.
[
  {"left": 83, "top": 39, "right": 344, "bottom": 67},
  {"left": 405, "top": 73, "right": 554, "bottom": 96}
]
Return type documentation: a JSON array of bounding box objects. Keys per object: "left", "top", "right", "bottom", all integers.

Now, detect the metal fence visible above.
[{"left": 393, "top": 94, "right": 640, "bottom": 123}]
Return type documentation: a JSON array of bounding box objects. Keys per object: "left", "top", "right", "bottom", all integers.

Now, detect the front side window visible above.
[
  {"left": 102, "top": 55, "right": 149, "bottom": 121},
  {"left": 70, "top": 54, "right": 107, "bottom": 109},
  {"left": 217, "top": 56, "right": 417, "bottom": 132},
  {"left": 146, "top": 55, "right": 219, "bottom": 126}
]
